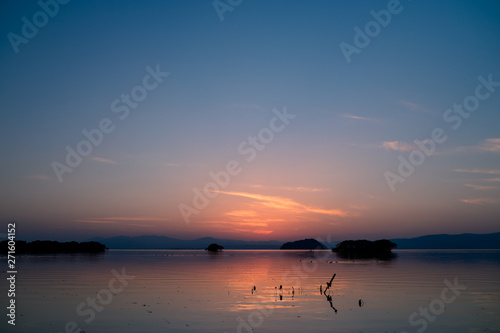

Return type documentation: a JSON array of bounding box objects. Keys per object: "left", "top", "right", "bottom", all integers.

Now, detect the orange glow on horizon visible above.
[{"left": 190, "top": 188, "right": 351, "bottom": 238}]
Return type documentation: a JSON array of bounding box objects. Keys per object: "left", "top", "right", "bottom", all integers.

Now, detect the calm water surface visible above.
[{"left": 2, "top": 249, "right": 500, "bottom": 332}]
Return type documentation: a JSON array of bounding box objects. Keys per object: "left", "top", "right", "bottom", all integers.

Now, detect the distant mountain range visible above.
[
  {"left": 87, "top": 232, "right": 500, "bottom": 250},
  {"left": 391, "top": 232, "right": 500, "bottom": 249},
  {"left": 87, "top": 235, "right": 282, "bottom": 249}
]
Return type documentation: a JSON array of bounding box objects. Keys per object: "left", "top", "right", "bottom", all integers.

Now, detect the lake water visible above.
[{"left": 2, "top": 249, "right": 500, "bottom": 333}]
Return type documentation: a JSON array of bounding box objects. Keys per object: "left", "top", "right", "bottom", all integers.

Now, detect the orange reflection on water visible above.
[{"left": 12, "top": 250, "right": 500, "bottom": 333}]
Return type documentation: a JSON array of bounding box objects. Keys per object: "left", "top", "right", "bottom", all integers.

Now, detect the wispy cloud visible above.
[
  {"left": 247, "top": 184, "right": 329, "bottom": 192},
  {"left": 342, "top": 113, "right": 381, "bottom": 123},
  {"left": 225, "top": 210, "right": 258, "bottom": 218},
  {"left": 476, "top": 138, "right": 500, "bottom": 153},
  {"left": 166, "top": 162, "right": 182, "bottom": 168},
  {"left": 203, "top": 219, "right": 280, "bottom": 228},
  {"left": 75, "top": 216, "right": 165, "bottom": 224},
  {"left": 444, "top": 138, "right": 500, "bottom": 155},
  {"left": 74, "top": 219, "right": 118, "bottom": 224},
  {"left": 381, "top": 141, "right": 415, "bottom": 151},
  {"left": 25, "top": 174, "right": 53, "bottom": 181},
  {"left": 454, "top": 169, "right": 500, "bottom": 175},
  {"left": 91, "top": 157, "right": 116, "bottom": 164},
  {"left": 233, "top": 228, "right": 274, "bottom": 235},
  {"left": 460, "top": 198, "right": 499, "bottom": 205},
  {"left": 464, "top": 184, "right": 497, "bottom": 191},
  {"left": 397, "top": 100, "right": 430, "bottom": 112},
  {"left": 202, "top": 219, "right": 280, "bottom": 232},
  {"left": 484, "top": 178, "right": 500, "bottom": 182},
  {"left": 398, "top": 100, "right": 418, "bottom": 110},
  {"left": 216, "top": 191, "right": 348, "bottom": 217}
]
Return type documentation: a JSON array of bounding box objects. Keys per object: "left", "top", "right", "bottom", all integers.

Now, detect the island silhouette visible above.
[
  {"left": 332, "top": 239, "right": 397, "bottom": 259},
  {"left": 205, "top": 243, "right": 224, "bottom": 252},
  {"left": 280, "top": 238, "right": 327, "bottom": 250}
]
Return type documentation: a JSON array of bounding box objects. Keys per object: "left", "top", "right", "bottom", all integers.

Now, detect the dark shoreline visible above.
[{"left": 1, "top": 240, "right": 107, "bottom": 254}]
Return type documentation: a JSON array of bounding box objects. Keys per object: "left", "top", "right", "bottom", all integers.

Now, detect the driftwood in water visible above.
[{"left": 323, "top": 273, "right": 336, "bottom": 295}]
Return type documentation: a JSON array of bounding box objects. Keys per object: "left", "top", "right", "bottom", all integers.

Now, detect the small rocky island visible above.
[
  {"left": 280, "top": 238, "right": 328, "bottom": 250},
  {"left": 332, "top": 239, "right": 397, "bottom": 259},
  {"left": 205, "top": 243, "right": 224, "bottom": 252},
  {"left": 1, "top": 240, "right": 107, "bottom": 254}
]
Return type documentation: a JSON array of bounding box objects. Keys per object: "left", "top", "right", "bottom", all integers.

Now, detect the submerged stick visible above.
[
  {"left": 325, "top": 294, "right": 338, "bottom": 313},
  {"left": 324, "top": 273, "right": 336, "bottom": 295},
  {"left": 328, "top": 273, "right": 336, "bottom": 286}
]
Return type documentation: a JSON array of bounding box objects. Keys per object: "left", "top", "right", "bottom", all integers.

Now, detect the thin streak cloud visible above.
[
  {"left": 91, "top": 157, "right": 117, "bottom": 164},
  {"left": 397, "top": 100, "right": 430, "bottom": 112},
  {"left": 460, "top": 198, "right": 499, "bottom": 205},
  {"left": 75, "top": 216, "right": 165, "bottom": 224},
  {"left": 25, "top": 174, "right": 54, "bottom": 181},
  {"left": 476, "top": 138, "right": 500, "bottom": 153},
  {"left": 215, "top": 191, "right": 348, "bottom": 217},
  {"left": 247, "top": 184, "right": 329, "bottom": 192},
  {"left": 449, "top": 138, "right": 500, "bottom": 154},
  {"left": 381, "top": 141, "right": 416, "bottom": 151},
  {"left": 464, "top": 184, "right": 497, "bottom": 191},
  {"left": 454, "top": 169, "right": 500, "bottom": 175},
  {"left": 342, "top": 113, "right": 381, "bottom": 123}
]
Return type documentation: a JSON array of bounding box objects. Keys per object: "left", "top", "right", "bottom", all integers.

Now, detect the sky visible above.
[{"left": 1, "top": 0, "right": 499, "bottom": 242}]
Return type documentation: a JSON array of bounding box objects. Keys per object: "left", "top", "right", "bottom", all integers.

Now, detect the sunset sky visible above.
[{"left": 1, "top": 0, "right": 499, "bottom": 242}]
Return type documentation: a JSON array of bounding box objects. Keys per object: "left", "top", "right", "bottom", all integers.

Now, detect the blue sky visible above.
[{"left": 1, "top": 0, "right": 499, "bottom": 241}]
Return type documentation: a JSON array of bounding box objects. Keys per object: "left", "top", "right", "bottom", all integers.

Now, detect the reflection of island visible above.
[
  {"left": 1, "top": 240, "right": 107, "bottom": 254},
  {"left": 205, "top": 243, "right": 224, "bottom": 252},
  {"left": 332, "top": 239, "right": 397, "bottom": 260}
]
